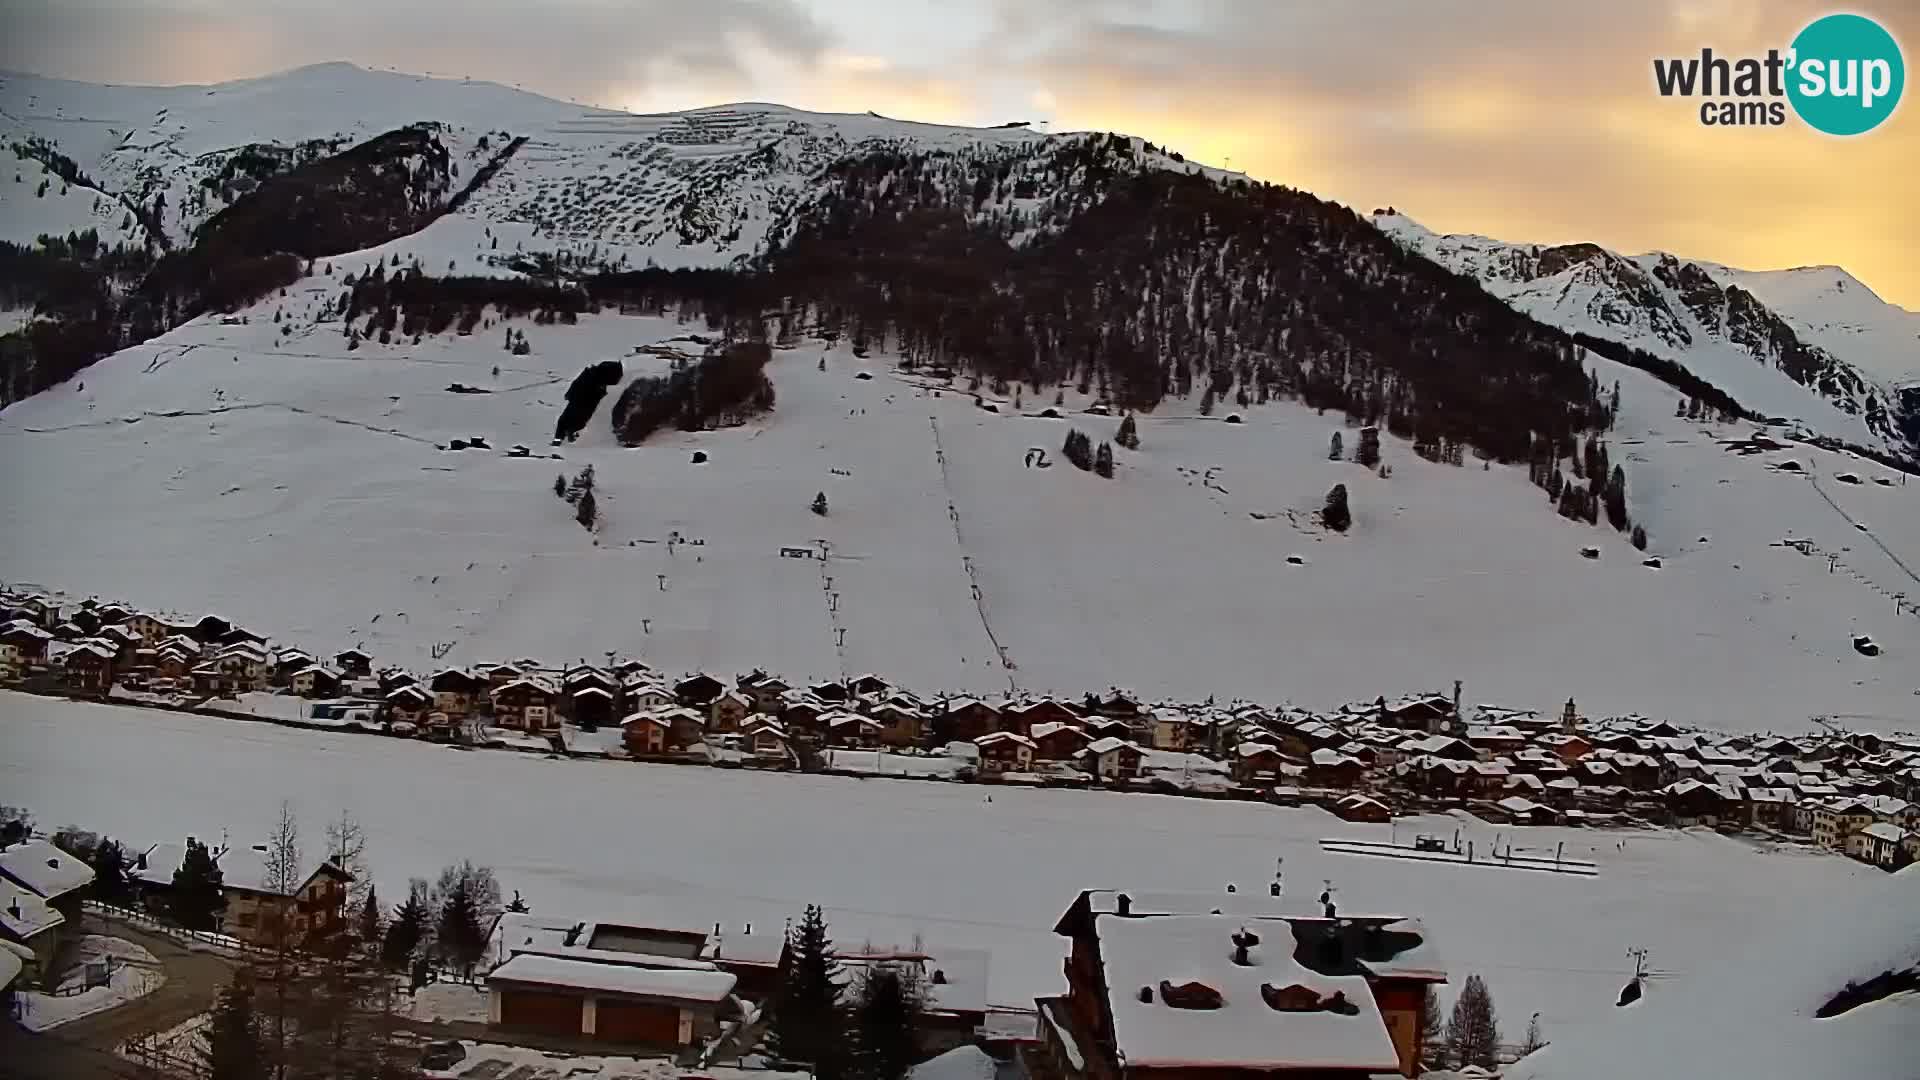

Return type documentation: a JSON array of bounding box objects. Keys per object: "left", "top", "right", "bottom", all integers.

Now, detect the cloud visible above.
[{"left": 0, "top": 0, "right": 831, "bottom": 108}]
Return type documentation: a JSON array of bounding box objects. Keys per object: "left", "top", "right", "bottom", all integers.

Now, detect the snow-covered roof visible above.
[
  {"left": 703, "top": 932, "right": 787, "bottom": 968},
  {"left": 976, "top": 732, "right": 1036, "bottom": 748},
  {"left": 1506, "top": 865, "right": 1918, "bottom": 1080},
  {"left": 217, "top": 846, "right": 347, "bottom": 896},
  {"left": 0, "top": 839, "right": 95, "bottom": 899},
  {"left": 1086, "top": 736, "right": 1138, "bottom": 755},
  {"left": 488, "top": 953, "right": 736, "bottom": 1003},
  {"left": 1857, "top": 822, "right": 1906, "bottom": 842},
  {"left": 0, "top": 941, "right": 20, "bottom": 991},
  {"left": 1095, "top": 913, "right": 1402, "bottom": 1071},
  {"left": 136, "top": 841, "right": 188, "bottom": 887},
  {"left": 0, "top": 875, "right": 64, "bottom": 940}
]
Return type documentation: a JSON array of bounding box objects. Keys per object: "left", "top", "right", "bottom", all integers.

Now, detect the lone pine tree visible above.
[
  {"left": 770, "top": 904, "right": 847, "bottom": 1073},
  {"left": 171, "top": 837, "right": 226, "bottom": 931},
  {"left": 1095, "top": 440, "right": 1115, "bottom": 478},
  {"left": 1323, "top": 483, "right": 1352, "bottom": 532},
  {"left": 812, "top": 491, "right": 829, "bottom": 516},
  {"left": 1116, "top": 413, "right": 1140, "bottom": 450},
  {"left": 1329, "top": 431, "right": 1343, "bottom": 460},
  {"left": 1445, "top": 973, "right": 1501, "bottom": 1069}
]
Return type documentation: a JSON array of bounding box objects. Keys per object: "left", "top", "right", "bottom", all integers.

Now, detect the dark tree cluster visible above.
[
  {"left": 554, "top": 360, "right": 624, "bottom": 442},
  {"left": 1527, "top": 432, "right": 1639, "bottom": 538},
  {"left": 752, "top": 137, "right": 1612, "bottom": 463},
  {"left": 1063, "top": 428, "right": 1094, "bottom": 471},
  {"left": 343, "top": 267, "right": 588, "bottom": 341},
  {"left": 610, "top": 341, "right": 776, "bottom": 446}
]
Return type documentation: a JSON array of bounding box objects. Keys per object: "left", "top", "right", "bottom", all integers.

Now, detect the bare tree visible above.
[{"left": 1445, "top": 973, "right": 1501, "bottom": 1069}]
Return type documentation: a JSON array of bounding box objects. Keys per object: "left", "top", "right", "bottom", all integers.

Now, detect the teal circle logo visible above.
[{"left": 1787, "top": 13, "right": 1904, "bottom": 135}]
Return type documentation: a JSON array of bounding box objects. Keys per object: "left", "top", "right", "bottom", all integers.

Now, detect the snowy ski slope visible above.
[
  {"left": 2, "top": 255, "right": 1916, "bottom": 733},
  {"left": 0, "top": 692, "right": 1887, "bottom": 1050}
]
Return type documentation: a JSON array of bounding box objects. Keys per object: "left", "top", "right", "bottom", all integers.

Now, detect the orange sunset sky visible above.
[{"left": 5, "top": 0, "right": 1915, "bottom": 308}]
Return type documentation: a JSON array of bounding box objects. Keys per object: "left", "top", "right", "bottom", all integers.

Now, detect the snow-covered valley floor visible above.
[
  {"left": 0, "top": 692, "right": 1880, "bottom": 1048},
  {"left": 1, "top": 265, "right": 1916, "bottom": 732}
]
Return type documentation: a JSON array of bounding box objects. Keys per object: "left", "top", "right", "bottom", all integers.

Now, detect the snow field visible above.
[{"left": 0, "top": 692, "right": 1880, "bottom": 1051}]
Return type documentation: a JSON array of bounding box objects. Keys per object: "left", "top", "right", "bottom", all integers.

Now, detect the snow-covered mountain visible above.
[
  {"left": 3, "top": 63, "right": 1918, "bottom": 731},
  {"left": 1373, "top": 212, "right": 1919, "bottom": 457}
]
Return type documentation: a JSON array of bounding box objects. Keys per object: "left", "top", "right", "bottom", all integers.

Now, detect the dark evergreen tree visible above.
[
  {"left": 575, "top": 488, "right": 597, "bottom": 529},
  {"left": 1632, "top": 524, "right": 1648, "bottom": 550},
  {"left": 357, "top": 885, "right": 383, "bottom": 949},
  {"left": 554, "top": 474, "right": 567, "bottom": 499},
  {"left": 1323, "top": 483, "right": 1351, "bottom": 532},
  {"left": 1329, "top": 431, "right": 1343, "bottom": 461},
  {"left": 381, "top": 891, "right": 427, "bottom": 970},
  {"left": 769, "top": 904, "right": 847, "bottom": 1074},
  {"left": 1095, "top": 440, "right": 1115, "bottom": 478},
  {"left": 1355, "top": 426, "right": 1381, "bottom": 468},
  {"left": 1116, "top": 413, "right": 1139, "bottom": 450},
  {"left": 1445, "top": 973, "right": 1500, "bottom": 1069},
  {"left": 1547, "top": 468, "right": 1564, "bottom": 502},
  {"left": 849, "top": 965, "right": 924, "bottom": 1080},
  {"left": 436, "top": 877, "right": 488, "bottom": 977},
  {"left": 1063, "top": 428, "right": 1094, "bottom": 471},
  {"left": 203, "top": 977, "right": 266, "bottom": 1080},
  {"left": 90, "top": 837, "right": 130, "bottom": 906},
  {"left": 171, "top": 837, "right": 225, "bottom": 931},
  {"left": 812, "top": 491, "right": 829, "bottom": 516},
  {"left": 1605, "top": 465, "right": 1629, "bottom": 531},
  {"left": 1198, "top": 385, "right": 1215, "bottom": 416},
  {"left": 0, "top": 808, "right": 30, "bottom": 848}
]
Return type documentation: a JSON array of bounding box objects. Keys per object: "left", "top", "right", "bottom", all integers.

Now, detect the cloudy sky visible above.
[{"left": 6, "top": 0, "right": 1916, "bottom": 307}]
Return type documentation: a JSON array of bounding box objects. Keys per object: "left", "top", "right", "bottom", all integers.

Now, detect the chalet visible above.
[
  {"left": 0, "top": 595, "right": 55, "bottom": 628},
  {"left": 1493, "top": 796, "right": 1563, "bottom": 827},
  {"left": 0, "top": 621, "right": 53, "bottom": 674},
  {"left": 58, "top": 642, "right": 117, "bottom": 693},
  {"left": 779, "top": 699, "right": 830, "bottom": 740},
  {"left": 1409, "top": 757, "right": 1472, "bottom": 799},
  {"left": 486, "top": 951, "right": 737, "bottom": 1047},
  {"left": 848, "top": 673, "right": 890, "bottom": 697},
  {"left": 1032, "top": 722, "right": 1093, "bottom": 763},
  {"left": 737, "top": 671, "right": 791, "bottom": 713},
  {"left": 1847, "top": 823, "right": 1909, "bottom": 868},
  {"left": 1464, "top": 726, "right": 1525, "bottom": 760},
  {"left": 975, "top": 732, "right": 1036, "bottom": 774},
  {"left": 702, "top": 931, "right": 790, "bottom": 1001},
  {"left": 1005, "top": 698, "right": 1081, "bottom": 734},
  {"left": 492, "top": 678, "right": 561, "bottom": 732},
  {"left": 67, "top": 608, "right": 102, "bottom": 636},
  {"left": 1091, "top": 691, "right": 1145, "bottom": 721},
  {"left": 1401, "top": 734, "right": 1475, "bottom": 761},
  {"left": 826, "top": 712, "right": 883, "bottom": 749},
  {"left": 651, "top": 706, "right": 707, "bottom": 751},
  {"left": 289, "top": 665, "right": 342, "bottom": 699},
  {"left": 1380, "top": 693, "right": 1457, "bottom": 733},
  {"left": 869, "top": 703, "right": 925, "bottom": 748},
  {"left": 939, "top": 698, "right": 1003, "bottom": 742},
  {"left": 1037, "top": 890, "right": 1446, "bottom": 1079},
  {"left": 1149, "top": 710, "right": 1205, "bottom": 753},
  {"left": 572, "top": 686, "right": 616, "bottom": 729},
  {"left": 334, "top": 648, "right": 373, "bottom": 677},
  {"left": 429, "top": 669, "right": 486, "bottom": 717},
  {"left": 709, "top": 690, "right": 753, "bottom": 734},
  {"left": 0, "top": 876, "right": 63, "bottom": 988},
  {"left": 840, "top": 942, "right": 993, "bottom": 1052},
  {"left": 674, "top": 673, "right": 726, "bottom": 707},
  {"left": 483, "top": 663, "right": 526, "bottom": 689},
  {"left": 622, "top": 711, "right": 674, "bottom": 755},
  {"left": 1331, "top": 794, "right": 1393, "bottom": 823},
  {"left": 213, "top": 846, "right": 353, "bottom": 948},
  {"left": 742, "top": 719, "right": 791, "bottom": 760},
  {"left": 273, "top": 649, "right": 316, "bottom": 683},
  {"left": 809, "top": 680, "right": 852, "bottom": 703},
  {"left": 384, "top": 684, "right": 433, "bottom": 726},
  {"left": 1743, "top": 787, "right": 1798, "bottom": 830},
  {"left": 1081, "top": 737, "right": 1144, "bottom": 781},
  {"left": 563, "top": 665, "right": 617, "bottom": 695},
  {"left": 378, "top": 668, "right": 418, "bottom": 693},
  {"left": 1086, "top": 718, "right": 1133, "bottom": 743},
  {"left": 1232, "top": 743, "right": 1293, "bottom": 785},
  {"left": 1307, "top": 748, "right": 1365, "bottom": 790},
  {"left": 0, "top": 839, "right": 94, "bottom": 983},
  {"left": 625, "top": 683, "right": 676, "bottom": 712},
  {"left": 1661, "top": 780, "right": 1733, "bottom": 827}
]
